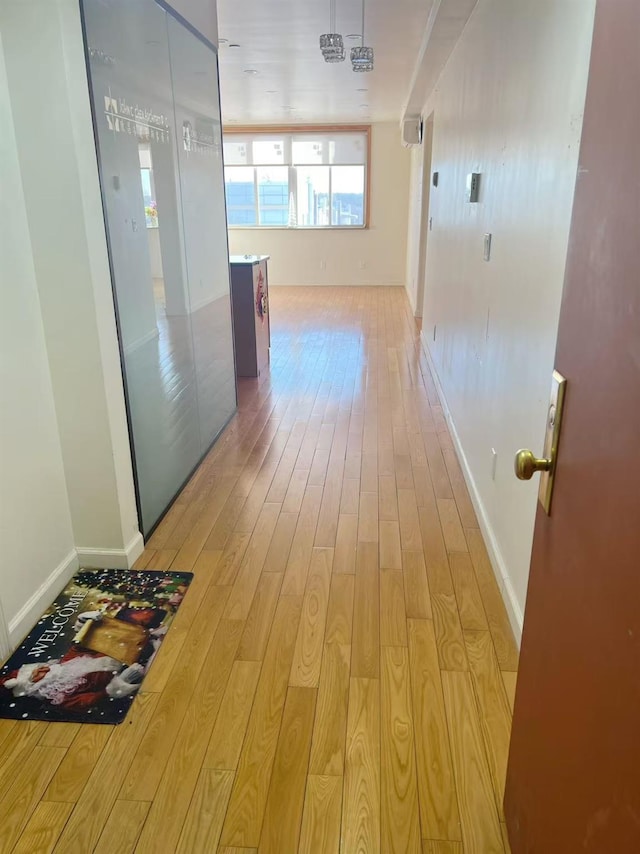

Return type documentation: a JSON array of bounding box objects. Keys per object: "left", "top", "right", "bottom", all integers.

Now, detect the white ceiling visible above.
[{"left": 216, "top": 0, "right": 435, "bottom": 125}]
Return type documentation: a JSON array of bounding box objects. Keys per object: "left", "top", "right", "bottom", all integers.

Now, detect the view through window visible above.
[{"left": 223, "top": 128, "right": 369, "bottom": 228}]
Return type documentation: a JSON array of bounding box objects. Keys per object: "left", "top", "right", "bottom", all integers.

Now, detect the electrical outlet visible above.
[
  {"left": 491, "top": 448, "right": 498, "bottom": 480},
  {"left": 319, "top": 259, "right": 326, "bottom": 271},
  {"left": 358, "top": 260, "right": 366, "bottom": 270}
]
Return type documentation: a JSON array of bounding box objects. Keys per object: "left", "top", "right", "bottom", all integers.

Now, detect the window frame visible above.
[{"left": 223, "top": 124, "right": 371, "bottom": 230}]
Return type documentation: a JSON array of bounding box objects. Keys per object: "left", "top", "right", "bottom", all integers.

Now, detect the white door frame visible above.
[{"left": 415, "top": 113, "right": 435, "bottom": 319}]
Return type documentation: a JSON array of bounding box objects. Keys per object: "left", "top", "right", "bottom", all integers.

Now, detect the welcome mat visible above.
[{"left": 0, "top": 568, "right": 192, "bottom": 725}]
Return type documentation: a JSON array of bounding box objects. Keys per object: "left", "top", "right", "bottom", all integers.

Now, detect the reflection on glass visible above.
[
  {"left": 82, "top": 0, "right": 236, "bottom": 534},
  {"left": 257, "top": 166, "right": 289, "bottom": 226}
]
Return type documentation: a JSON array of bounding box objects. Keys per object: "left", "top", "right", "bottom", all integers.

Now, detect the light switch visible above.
[
  {"left": 466, "top": 172, "right": 481, "bottom": 203},
  {"left": 483, "top": 233, "right": 492, "bottom": 261}
]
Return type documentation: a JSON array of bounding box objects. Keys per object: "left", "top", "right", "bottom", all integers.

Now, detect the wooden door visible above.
[{"left": 504, "top": 2, "right": 640, "bottom": 851}]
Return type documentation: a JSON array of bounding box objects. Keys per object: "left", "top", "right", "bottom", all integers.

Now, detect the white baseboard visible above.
[
  {"left": 420, "top": 330, "right": 524, "bottom": 644},
  {"left": 0, "top": 598, "right": 11, "bottom": 662},
  {"left": 123, "top": 326, "right": 159, "bottom": 355},
  {"left": 76, "top": 532, "right": 145, "bottom": 570},
  {"left": 8, "top": 548, "right": 79, "bottom": 649},
  {"left": 269, "top": 281, "right": 406, "bottom": 288}
]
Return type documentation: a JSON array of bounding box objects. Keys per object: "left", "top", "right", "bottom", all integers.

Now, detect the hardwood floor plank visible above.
[
  {"left": 464, "top": 528, "right": 519, "bottom": 671},
  {"left": 309, "top": 643, "right": 351, "bottom": 776},
  {"left": 220, "top": 597, "right": 302, "bottom": 848},
  {"left": 290, "top": 549, "right": 333, "bottom": 687},
  {"left": 53, "top": 693, "right": 158, "bottom": 852},
  {"left": 342, "top": 677, "right": 380, "bottom": 854},
  {"left": 224, "top": 503, "right": 281, "bottom": 620},
  {"left": 464, "top": 630, "right": 512, "bottom": 819},
  {"left": 325, "top": 575, "right": 355, "bottom": 645},
  {"left": 422, "top": 843, "right": 463, "bottom": 854},
  {"left": 205, "top": 496, "right": 247, "bottom": 551},
  {"left": 450, "top": 552, "right": 489, "bottom": 632},
  {"left": 176, "top": 769, "right": 234, "bottom": 854},
  {"left": 437, "top": 498, "right": 468, "bottom": 553},
  {"left": 380, "top": 570, "right": 408, "bottom": 646},
  {"left": 0, "top": 722, "right": 46, "bottom": 801},
  {"left": 258, "top": 686, "right": 316, "bottom": 852},
  {"left": 442, "top": 447, "right": 478, "bottom": 529},
  {"left": 380, "top": 647, "right": 421, "bottom": 853},
  {"left": 501, "top": 670, "right": 518, "bottom": 714},
  {"left": 299, "top": 774, "right": 342, "bottom": 854},
  {"left": 402, "top": 551, "right": 433, "bottom": 619},
  {"left": 394, "top": 454, "right": 414, "bottom": 490},
  {"left": 309, "top": 448, "right": 330, "bottom": 486},
  {"left": 94, "top": 800, "right": 150, "bottom": 854},
  {"left": 237, "top": 572, "right": 283, "bottom": 661},
  {"left": 340, "top": 477, "right": 360, "bottom": 515},
  {"left": 441, "top": 671, "right": 504, "bottom": 854},
  {"left": 12, "top": 801, "right": 73, "bottom": 854},
  {"left": 357, "top": 491, "right": 378, "bottom": 543},
  {"left": 352, "top": 542, "right": 380, "bottom": 678},
  {"left": 134, "top": 620, "right": 244, "bottom": 853},
  {"left": 432, "top": 592, "right": 468, "bottom": 672},
  {"left": 212, "top": 532, "right": 252, "bottom": 586},
  {"left": 282, "top": 485, "right": 324, "bottom": 595},
  {"left": 315, "top": 464, "right": 345, "bottom": 547},
  {"left": 0, "top": 746, "right": 65, "bottom": 852},
  {"left": 419, "top": 505, "right": 454, "bottom": 596},
  {"left": 378, "top": 474, "right": 398, "bottom": 521},
  {"left": 379, "top": 520, "right": 402, "bottom": 570},
  {"left": 44, "top": 724, "right": 113, "bottom": 804},
  {"left": 412, "top": 465, "right": 435, "bottom": 510},
  {"left": 262, "top": 512, "right": 298, "bottom": 574},
  {"left": 423, "top": 432, "right": 454, "bottom": 500},
  {"left": 203, "top": 660, "right": 262, "bottom": 770},
  {"left": 334, "top": 514, "right": 358, "bottom": 575},
  {"left": 407, "top": 620, "right": 461, "bottom": 842},
  {"left": 398, "top": 489, "right": 422, "bottom": 551},
  {"left": 38, "top": 724, "right": 80, "bottom": 749},
  {"left": 282, "top": 467, "right": 310, "bottom": 514},
  {"left": 119, "top": 584, "right": 231, "bottom": 801}
]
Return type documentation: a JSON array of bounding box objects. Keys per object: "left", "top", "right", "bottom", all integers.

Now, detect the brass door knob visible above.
[{"left": 514, "top": 449, "right": 552, "bottom": 481}]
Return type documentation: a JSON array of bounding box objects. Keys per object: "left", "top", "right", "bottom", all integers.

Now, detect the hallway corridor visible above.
[{"left": 0, "top": 287, "right": 518, "bottom": 853}]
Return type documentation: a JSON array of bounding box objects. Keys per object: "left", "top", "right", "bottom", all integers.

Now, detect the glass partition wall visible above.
[{"left": 81, "top": 0, "right": 236, "bottom": 534}]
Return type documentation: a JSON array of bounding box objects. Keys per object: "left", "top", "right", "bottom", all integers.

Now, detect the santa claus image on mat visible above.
[{"left": 0, "top": 647, "right": 144, "bottom": 712}]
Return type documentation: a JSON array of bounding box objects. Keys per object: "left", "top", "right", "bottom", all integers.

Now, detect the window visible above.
[{"left": 223, "top": 127, "right": 369, "bottom": 229}]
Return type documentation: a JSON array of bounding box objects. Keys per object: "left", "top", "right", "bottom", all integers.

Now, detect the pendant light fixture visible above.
[
  {"left": 319, "top": 0, "right": 345, "bottom": 63},
  {"left": 351, "top": 0, "right": 374, "bottom": 72}
]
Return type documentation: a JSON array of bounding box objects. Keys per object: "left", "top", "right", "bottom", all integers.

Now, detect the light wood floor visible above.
[{"left": 0, "top": 286, "right": 518, "bottom": 853}]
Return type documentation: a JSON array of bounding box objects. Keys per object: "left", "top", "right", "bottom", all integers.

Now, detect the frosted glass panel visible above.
[
  {"left": 167, "top": 14, "right": 236, "bottom": 451},
  {"left": 82, "top": 0, "right": 236, "bottom": 534}
]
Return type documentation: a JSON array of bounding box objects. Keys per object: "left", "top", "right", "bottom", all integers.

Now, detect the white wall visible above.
[
  {"left": 412, "top": 0, "right": 596, "bottom": 635},
  {"left": 228, "top": 123, "right": 411, "bottom": 286},
  {"left": 0, "top": 33, "right": 78, "bottom": 655}
]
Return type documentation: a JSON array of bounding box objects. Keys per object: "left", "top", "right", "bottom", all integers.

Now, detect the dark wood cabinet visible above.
[{"left": 229, "top": 255, "right": 271, "bottom": 378}]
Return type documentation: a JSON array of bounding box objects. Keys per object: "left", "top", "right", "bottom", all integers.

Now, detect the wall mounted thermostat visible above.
[{"left": 466, "top": 172, "right": 481, "bottom": 203}]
